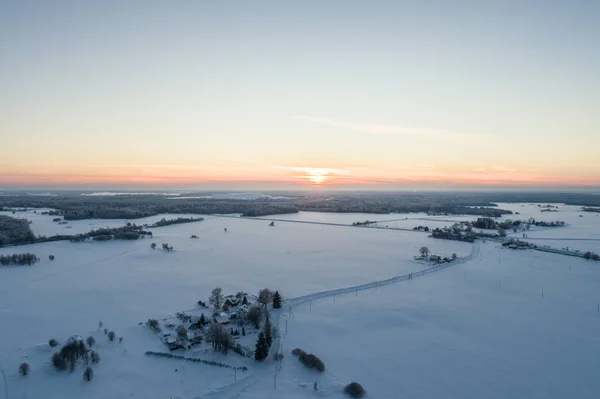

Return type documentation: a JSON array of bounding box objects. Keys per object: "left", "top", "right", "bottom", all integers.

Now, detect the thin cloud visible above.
[{"left": 294, "top": 116, "right": 456, "bottom": 137}]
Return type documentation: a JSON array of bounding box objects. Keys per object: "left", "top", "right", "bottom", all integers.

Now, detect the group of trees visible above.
[
  {"left": 0, "top": 253, "right": 39, "bottom": 266},
  {"left": 0, "top": 215, "right": 36, "bottom": 245},
  {"left": 207, "top": 323, "right": 235, "bottom": 354},
  {"left": 258, "top": 288, "right": 283, "bottom": 308},
  {"left": 152, "top": 217, "right": 204, "bottom": 227},
  {"left": 584, "top": 252, "right": 600, "bottom": 261},
  {"left": 150, "top": 242, "right": 174, "bottom": 251},
  {"left": 70, "top": 225, "right": 152, "bottom": 242},
  {"left": 254, "top": 309, "right": 279, "bottom": 361}
]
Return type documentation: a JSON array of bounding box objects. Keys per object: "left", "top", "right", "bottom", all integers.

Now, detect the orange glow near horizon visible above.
[{"left": 2, "top": 164, "right": 600, "bottom": 188}]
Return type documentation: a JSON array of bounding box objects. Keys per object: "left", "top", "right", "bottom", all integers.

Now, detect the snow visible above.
[{"left": 1, "top": 206, "right": 599, "bottom": 398}]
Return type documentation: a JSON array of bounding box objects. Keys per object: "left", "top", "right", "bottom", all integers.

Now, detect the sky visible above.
[{"left": 1, "top": 1, "right": 599, "bottom": 190}]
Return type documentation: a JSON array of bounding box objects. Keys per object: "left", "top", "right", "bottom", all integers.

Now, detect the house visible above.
[
  {"left": 165, "top": 336, "right": 181, "bottom": 351},
  {"left": 429, "top": 255, "right": 442, "bottom": 262},
  {"left": 223, "top": 295, "right": 240, "bottom": 307},
  {"left": 213, "top": 313, "right": 230, "bottom": 325},
  {"left": 234, "top": 304, "right": 250, "bottom": 319}
]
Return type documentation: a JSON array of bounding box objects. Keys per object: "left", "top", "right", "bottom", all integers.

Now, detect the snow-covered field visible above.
[{"left": 0, "top": 205, "right": 599, "bottom": 398}]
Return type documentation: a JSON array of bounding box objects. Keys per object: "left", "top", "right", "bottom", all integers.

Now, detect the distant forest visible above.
[{"left": 2, "top": 191, "right": 600, "bottom": 222}]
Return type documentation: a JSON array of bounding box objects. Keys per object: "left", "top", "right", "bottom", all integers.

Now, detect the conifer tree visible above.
[
  {"left": 272, "top": 291, "right": 282, "bottom": 309},
  {"left": 255, "top": 332, "right": 268, "bottom": 361},
  {"left": 264, "top": 316, "right": 273, "bottom": 348}
]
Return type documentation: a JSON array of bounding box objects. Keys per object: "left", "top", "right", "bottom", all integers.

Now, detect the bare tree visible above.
[
  {"left": 19, "top": 362, "right": 30, "bottom": 376},
  {"left": 83, "top": 366, "right": 94, "bottom": 381},
  {"left": 207, "top": 323, "right": 234, "bottom": 353},
  {"left": 419, "top": 246, "right": 430, "bottom": 259},
  {"left": 247, "top": 306, "right": 262, "bottom": 329},
  {"left": 258, "top": 288, "right": 274, "bottom": 307},
  {"left": 451, "top": 253, "right": 457, "bottom": 260},
  {"left": 209, "top": 287, "right": 224, "bottom": 309},
  {"left": 176, "top": 325, "right": 188, "bottom": 341}
]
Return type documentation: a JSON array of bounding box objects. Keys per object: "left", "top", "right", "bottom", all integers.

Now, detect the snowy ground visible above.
[{"left": 1, "top": 205, "right": 599, "bottom": 398}]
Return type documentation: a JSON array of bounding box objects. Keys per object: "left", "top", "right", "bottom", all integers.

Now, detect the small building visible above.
[
  {"left": 213, "top": 313, "right": 230, "bottom": 325},
  {"left": 429, "top": 255, "right": 442, "bottom": 262},
  {"left": 223, "top": 295, "right": 240, "bottom": 307}
]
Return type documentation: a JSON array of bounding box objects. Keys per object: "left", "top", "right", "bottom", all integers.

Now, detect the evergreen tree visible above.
[
  {"left": 242, "top": 327, "right": 246, "bottom": 336},
  {"left": 264, "top": 316, "right": 273, "bottom": 348},
  {"left": 200, "top": 313, "right": 206, "bottom": 325},
  {"left": 242, "top": 296, "right": 248, "bottom": 305},
  {"left": 255, "top": 332, "right": 268, "bottom": 361},
  {"left": 272, "top": 291, "right": 282, "bottom": 309}
]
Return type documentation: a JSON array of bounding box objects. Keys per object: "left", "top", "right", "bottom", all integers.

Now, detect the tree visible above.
[
  {"left": 90, "top": 351, "right": 100, "bottom": 364},
  {"left": 255, "top": 332, "right": 269, "bottom": 361},
  {"left": 200, "top": 313, "right": 206, "bottom": 325},
  {"left": 108, "top": 331, "right": 115, "bottom": 341},
  {"left": 451, "top": 253, "right": 457, "bottom": 260},
  {"left": 98, "top": 321, "right": 103, "bottom": 329},
  {"left": 49, "top": 255, "right": 55, "bottom": 261},
  {"left": 151, "top": 243, "right": 156, "bottom": 250},
  {"left": 498, "top": 228, "right": 507, "bottom": 237},
  {"left": 207, "top": 323, "right": 235, "bottom": 353},
  {"left": 258, "top": 288, "right": 273, "bottom": 307},
  {"left": 247, "top": 306, "right": 262, "bottom": 329},
  {"left": 223, "top": 302, "right": 230, "bottom": 312},
  {"left": 83, "top": 366, "right": 94, "bottom": 381},
  {"left": 264, "top": 316, "right": 273, "bottom": 348},
  {"left": 209, "top": 287, "right": 224, "bottom": 309},
  {"left": 49, "top": 338, "right": 59, "bottom": 347},
  {"left": 177, "top": 325, "right": 188, "bottom": 341},
  {"left": 419, "top": 246, "right": 430, "bottom": 259},
  {"left": 86, "top": 336, "right": 95, "bottom": 347},
  {"left": 242, "top": 296, "right": 248, "bottom": 305},
  {"left": 272, "top": 291, "right": 282, "bottom": 309},
  {"left": 19, "top": 362, "right": 30, "bottom": 376},
  {"left": 584, "top": 252, "right": 593, "bottom": 260},
  {"left": 103, "top": 328, "right": 108, "bottom": 335},
  {"left": 242, "top": 327, "right": 246, "bottom": 336}
]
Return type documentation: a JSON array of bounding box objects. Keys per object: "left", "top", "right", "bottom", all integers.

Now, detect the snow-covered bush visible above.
[
  {"left": 344, "top": 382, "right": 366, "bottom": 398},
  {"left": 107, "top": 331, "right": 115, "bottom": 341}
]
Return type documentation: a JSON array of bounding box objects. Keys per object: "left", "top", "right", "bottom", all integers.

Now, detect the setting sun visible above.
[{"left": 307, "top": 168, "right": 331, "bottom": 185}]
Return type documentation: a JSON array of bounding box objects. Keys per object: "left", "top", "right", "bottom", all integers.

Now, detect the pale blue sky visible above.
[{"left": 1, "top": 1, "right": 598, "bottom": 188}]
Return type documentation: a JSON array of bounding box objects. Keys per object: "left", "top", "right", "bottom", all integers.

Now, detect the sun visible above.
[{"left": 307, "top": 168, "right": 330, "bottom": 185}]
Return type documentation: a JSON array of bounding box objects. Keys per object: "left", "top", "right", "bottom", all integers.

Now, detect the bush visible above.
[
  {"left": 49, "top": 255, "right": 55, "bottom": 261},
  {"left": 344, "top": 382, "right": 366, "bottom": 398},
  {"left": 91, "top": 351, "right": 100, "bottom": 364},
  {"left": 108, "top": 331, "right": 115, "bottom": 341},
  {"left": 292, "top": 348, "right": 324, "bottom": 372},
  {"left": 291, "top": 348, "right": 303, "bottom": 356},
  {"left": 49, "top": 338, "right": 59, "bottom": 347},
  {"left": 83, "top": 366, "right": 94, "bottom": 381},
  {"left": 86, "top": 336, "right": 95, "bottom": 347},
  {"left": 299, "top": 352, "right": 325, "bottom": 372},
  {"left": 19, "top": 362, "right": 30, "bottom": 376},
  {"left": 103, "top": 328, "right": 108, "bottom": 335}
]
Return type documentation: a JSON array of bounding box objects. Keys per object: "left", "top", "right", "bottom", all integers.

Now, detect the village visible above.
[{"left": 146, "top": 288, "right": 283, "bottom": 360}]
